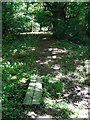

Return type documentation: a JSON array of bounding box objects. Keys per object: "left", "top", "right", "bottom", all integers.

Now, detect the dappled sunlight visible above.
[
  {"left": 40, "top": 61, "right": 48, "bottom": 65},
  {"left": 47, "top": 56, "right": 52, "bottom": 59},
  {"left": 42, "top": 97, "right": 73, "bottom": 118},
  {"left": 44, "top": 97, "right": 69, "bottom": 110},
  {"left": 2, "top": 1, "right": 90, "bottom": 118},
  {"left": 48, "top": 48, "right": 53, "bottom": 51},
  {"left": 34, "top": 46, "right": 68, "bottom": 75},
  {"left": 21, "top": 45, "right": 26, "bottom": 48},
  {"left": 27, "top": 111, "right": 37, "bottom": 118},
  {"left": 35, "top": 82, "right": 42, "bottom": 90},
  {"left": 25, "top": 99, "right": 72, "bottom": 119},
  {"left": 54, "top": 74, "right": 89, "bottom": 107},
  {"left": 31, "top": 47, "right": 36, "bottom": 51},
  {"left": 20, "top": 49, "right": 26, "bottom": 55},
  {"left": 11, "top": 75, "right": 17, "bottom": 80},
  {"left": 52, "top": 55, "right": 57, "bottom": 59},
  {"left": 47, "top": 59, "right": 52, "bottom": 62},
  {"left": 51, "top": 64, "right": 60, "bottom": 70},
  {"left": 48, "top": 48, "right": 67, "bottom": 54},
  {"left": 34, "top": 39, "right": 88, "bottom": 77},
  {"left": 36, "top": 60, "right": 41, "bottom": 63},
  {"left": 52, "top": 62, "right": 87, "bottom": 83},
  {"left": 26, "top": 110, "right": 55, "bottom": 119},
  {"left": 44, "top": 73, "right": 89, "bottom": 118},
  {"left": 2, "top": 34, "right": 89, "bottom": 119},
  {"left": 85, "top": 59, "right": 90, "bottom": 74},
  {"left": 13, "top": 49, "right": 17, "bottom": 55},
  {"left": 0, "top": 58, "right": 2, "bottom": 65},
  {"left": 37, "top": 114, "right": 54, "bottom": 119},
  {"left": 61, "top": 84, "right": 89, "bottom": 118},
  {"left": 41, "top": 49, "right": 89, "bottom": 118},
  {"left": 42, "top": 37, "right": 47, "bottom": 40},
  {"left": 52, "top": 48, "right": 67, "bottom": 54},
  {"left": 55, "top": 73, "right": 65, "bottom": 79},
  {"left": 20, "top": 77, "right": 27, "bottom": 83},
  {"left": 36, "top": 59, "right": 52, "bottom": 65}
]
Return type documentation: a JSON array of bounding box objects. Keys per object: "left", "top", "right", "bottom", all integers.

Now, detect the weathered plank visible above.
[
  {"left": 23, "top": 75, "right": 42, "bottom": 105},
  {"left": 32, "top": 91, "right": 42, "bottom": 104},
  {"left": 32, "top": 84, "right": 42, "bottom": 105},
  {"left": 23, "top": 85, "right": 34, "bottom": 105},
  {"left": 18, "top": 32, "right": 52, "bottom": 35}
]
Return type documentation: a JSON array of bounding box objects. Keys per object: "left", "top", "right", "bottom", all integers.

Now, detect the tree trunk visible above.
[
  {"left": 40, "top": 24, "right": 42, "bottom": 31},
  {"left": 31, "top": 4, "right": 34, "bottom": 32},
  {"left": 52, "top": 3, "right": 66, "bottom": 39},
  {"left": 87, "top": 3, "right": 90, "bottom": 38},
  {"left": 26, "top": 2, "right": 29, "bottom": 22},
  {"left": 86, "top": 3, "right": 90, "bottom": 57}
]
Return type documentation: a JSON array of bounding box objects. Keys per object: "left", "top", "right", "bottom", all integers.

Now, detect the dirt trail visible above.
[
  {"left": 26, "top": 35, "right": 89, "bottom": 119},
  {"left": 33, "top": 36, "right": 64, "bottom": 76}
]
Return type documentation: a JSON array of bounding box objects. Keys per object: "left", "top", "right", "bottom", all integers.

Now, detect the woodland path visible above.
[{"left": 24, "top": 35, "right": 89, "bottom": 119}]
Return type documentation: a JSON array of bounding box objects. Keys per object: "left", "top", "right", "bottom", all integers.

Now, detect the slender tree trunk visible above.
[
  {"left": 26, "top": 2, "right": 29, "bottom": 22},
  {"left": 86, "top": 3, "right": 90, "bottom": 57},
  {"left": 31, "top": 4, "right": 34, "bottom": 32},
  {"left": 31, "top": 15, "right": 34, "bottom": 32},
  {"left": 40, "top": 24, "right": 42, "bottom": 31},
  {"left": 87, "top": 3, "right": 90, "bottom": 38},
  {"left": 2, "top": 2, "right": 7, "bottom": 35},
  {"left": 52, "top": 3, "right": 66, "bottom": 39}
]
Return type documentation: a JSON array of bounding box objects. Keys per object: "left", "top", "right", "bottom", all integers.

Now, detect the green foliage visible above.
[
  {"left": 47, "top": 81, "right": 64, "bottom": 97},
  {"left": 84, "top": 74, "right": 90, "bottom": 85},
  {"left": 42, "top": 75, "right": 64, "bottom": 98},
  {"left": 2, "top": 2, "right": 90, "bottom": 119},
  {"left": 44, "top": 98, "right": 73, "bottom": 119},
  {"left": 2, "top": 2, "right": 89, "bottom": 44},
  {"left": 51, "top": 2, "right": 89, "bottom": 43},
  {"left": 36, "top": 8, "right": 52, "bottom": 30},
  {"left": 2, "top": 36, "right": 38, "bottom": 119},
  {"left": 2, "top": 3, "right": 14, "bottom": 35},
  {"left": 65, "top": 3, "right": 89, "bottom": 44}
]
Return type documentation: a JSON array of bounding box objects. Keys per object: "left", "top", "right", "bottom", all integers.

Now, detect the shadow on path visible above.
[{"left": 6, "top": 34, "right": 89, "bottom": 119}]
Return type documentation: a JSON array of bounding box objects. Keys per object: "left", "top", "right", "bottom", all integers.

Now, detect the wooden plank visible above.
[
  {"left": 23, "top": 95, "right": 32, "bottom": 105},
  {"left": 35, "top": 82, "right": 42, "bottom": 90},
  {"left": 32, "top": 90, "right": 42, "bottom": 104},
  {"left": 23, "top": 85, "right": 34, "bottom": 105},
  {"left": 23, "top": 75, "right": 42, "bottom": 105},
  {"left": 32, "top": 76, "right": 42, "bottom": 104},
  {"left": 18, "top": 32, "right": 53, "bottom": 35}
]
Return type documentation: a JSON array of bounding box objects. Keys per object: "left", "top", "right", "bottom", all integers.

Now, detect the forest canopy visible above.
[{"left": 2, "top": 2, "right": 90, "bottom": 44}]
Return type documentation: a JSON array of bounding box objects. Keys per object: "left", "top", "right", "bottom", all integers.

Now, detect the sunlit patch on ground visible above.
[
  {"left": 51, "top": 64, "right": 60, "bottom": 70},
  {"left": 20, "top": 77, "right": 27, "bottom": 83},
  {"left": 31, "top": 47, "right": 36, "bottom": 51},
  {"left": 13, "top": 49, "right": 17, "bottom": 55},
  {"left": 11, "top": 75, "right": 17, "bottom": 80},
  {"left": 26, "top": 110, "right": 54, "bottom": 119}
]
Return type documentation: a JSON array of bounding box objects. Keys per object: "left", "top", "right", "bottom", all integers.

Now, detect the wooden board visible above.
[{"left": 23, "top": 75, "right": 42, "bottom": 105}]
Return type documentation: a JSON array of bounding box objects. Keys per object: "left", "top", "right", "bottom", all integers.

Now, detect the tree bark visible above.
[
  {"left": 51, "top": 3, "right": 66, "bottom": 39},
  {"left": 87, "top": 3, "right": 90, "bottom": 38},
  {"left": 26, "top": 2, "right": 29, "bottom": 22}
]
